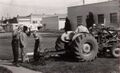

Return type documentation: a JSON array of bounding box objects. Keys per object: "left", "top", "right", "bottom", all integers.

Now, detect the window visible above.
[
  {"left": 33, "top": 21, "right": 36, "bottom": 24},
  {"left": 40, "top": 21, "right": 42, "bottom": 24},
  {"left": 110, "top": 13, "right": 118, "bottom": 24},
  {"left": 77, "top": 16, "right": 82, "bottom": 25},
  {"left": 98, "top": 14, "right": 104, "bottom": 24},
  {"left": 59, "top": 18, "right": 65, "bottom": 21},
  {"left": 32, "top": 21, "right": 37, "bottom": 24}
]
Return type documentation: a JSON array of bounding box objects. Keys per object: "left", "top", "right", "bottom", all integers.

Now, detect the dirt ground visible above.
[{"left": 0, "top": 32, "right": 119, "bottom": 73}]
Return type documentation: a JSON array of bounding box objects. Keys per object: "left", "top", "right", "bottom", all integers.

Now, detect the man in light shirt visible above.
[{"left": 19, "top": 26, "right": 28, "bottom": 62}]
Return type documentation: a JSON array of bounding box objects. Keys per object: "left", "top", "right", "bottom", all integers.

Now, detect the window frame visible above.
[
  {"left": 98, "top": 14, "right": 104, "bottom": 24},
  {"left": 77, "top": 16, "right": 83, "bottom": 25},
  {"left": 110, "top": 13, "right": 118, "bottom": 24}
]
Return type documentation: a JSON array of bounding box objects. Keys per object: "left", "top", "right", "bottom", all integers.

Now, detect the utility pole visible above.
[
  {"left": 1, "top": 16, "right": 3, "bottom": 25},
  {"left": 83, "top": 0, "right": 85, "bottom": 5},
  {"left": 118, "top": 0, "right": 120, "bottom": 27}
]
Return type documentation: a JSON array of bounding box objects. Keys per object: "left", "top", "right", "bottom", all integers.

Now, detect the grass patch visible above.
[
  {"left": 0, "top": 66, "right": 12, "bottom": 73},
  {"left": 0, "top": 32, "right": 58, "bottom": 60},
  {"left": 0, "top": 32, "right": 119, "bottom": 73},
  {"left": 21, "top": 57, "right": 119, "bottom": 73}
]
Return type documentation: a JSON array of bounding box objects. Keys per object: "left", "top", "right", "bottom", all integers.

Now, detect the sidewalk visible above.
[{"left": 0, "top": 60, "right": 42, "bottom": 73}]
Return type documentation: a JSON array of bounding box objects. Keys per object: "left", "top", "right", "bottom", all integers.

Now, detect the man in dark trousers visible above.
[
  {"left": 86, "top": 15, "right": 90, "bottom": 29},
  {"left": 86, "top": 12, "right": 95, "bottom": 29},
  {"left": 11, "top": 26, "right": 21, "bottom": 67},
  {"left": 33, "top": 31, "right": 41, "bottom": 61}
]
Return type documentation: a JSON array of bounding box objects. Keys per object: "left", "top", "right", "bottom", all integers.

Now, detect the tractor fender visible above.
[
  {"left": 72, "top": 33, "right": 81, "bottom": 41},
  {"left": 72, "top": 32, "right": 89, "bottom": 41},
  {"left": 61, "top": 31, "right": 75, "bottom": 43}
]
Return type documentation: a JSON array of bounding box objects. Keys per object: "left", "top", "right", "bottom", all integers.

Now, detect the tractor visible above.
[
  {"left": 53, "top": 25, "right": 120, "bottom": 62},
  {"left": 36, "top": 23, "right": 119, "bottom": 63}
]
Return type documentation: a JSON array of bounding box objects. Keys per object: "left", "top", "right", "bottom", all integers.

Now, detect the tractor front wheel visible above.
[
  {"left": 55, "top": 36, "right": 65, "bottom": 51},
  {"left": 112, "top": 47, "right": 120, "bottom": 58}
]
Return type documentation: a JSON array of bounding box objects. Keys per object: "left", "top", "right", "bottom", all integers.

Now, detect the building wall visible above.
[
  {"left": 31, "top": 15, "right": 42, "bottom": 24},
  {"left": 42, "top": 16, "right": 59, "bottom": 30},
  {"left": 68, "top": 1, "right": 120, "bottom": 30},
  {"left": 17, "top": 14, "right": 43, "bottom": 31},
  {"left": 17, "top": 17, "right": 31, "bottom": 24}
]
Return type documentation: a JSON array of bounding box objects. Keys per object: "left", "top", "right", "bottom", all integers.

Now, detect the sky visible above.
[{"left": 0, "top": 0, "right": 108, "bottom": 18}]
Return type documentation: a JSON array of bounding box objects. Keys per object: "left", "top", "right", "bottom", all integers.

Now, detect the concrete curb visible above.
[
  {"left": 0, "top": 60, "right": 42, "bottom": 73},
  {"left": 1, "top": 65, "right": 42, "bottom": 73}
]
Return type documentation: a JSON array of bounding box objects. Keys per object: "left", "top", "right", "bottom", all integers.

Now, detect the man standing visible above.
[
  {"left": 86, "top": 12, "right": 95, "bottom": 29},
  {"left": 86, "top": 15, "right": 90, "bottom": 29},
  {"left": 33, "top": 31, "right": 41, "bottom": 61},
  {"left": 11, "top": 26, "right": 21, "bottom": 66},
  {"left": 64, "top": 17, "right": 72, "bottom": 33},
  {"left": 19, "top": 26, "right": 28, "bottom": 63}
]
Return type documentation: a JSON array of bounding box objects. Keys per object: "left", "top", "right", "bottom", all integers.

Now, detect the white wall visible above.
[
  {"left": 17, "top": 15, "right": 43, "bottom": 31},
  {"left": 17, "top": 18, "right": 31, "bottom": 25},
  {"left": 58, "top": 20, "right": 65, "bottom": 30},
  {"left": 31, "top": 16, "right": 42, "bottom": 24}
]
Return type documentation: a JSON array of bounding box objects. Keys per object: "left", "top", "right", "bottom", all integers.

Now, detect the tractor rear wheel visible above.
[{"left": 72, "top": 33, "right": 98, "bottom": 61}]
